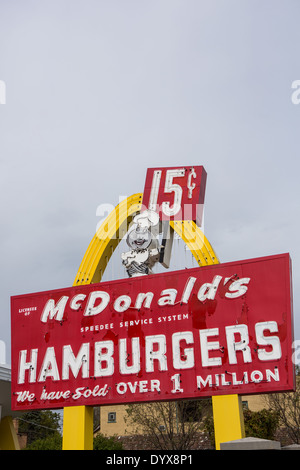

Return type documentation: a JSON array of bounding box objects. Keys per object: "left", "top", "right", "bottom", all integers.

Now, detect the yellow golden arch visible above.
[
  {"left": 73, "top": 193, "right": 219, "bottom": 285},
  {"left": 60, "top": 193, "right": 244, "bottom": 450}
]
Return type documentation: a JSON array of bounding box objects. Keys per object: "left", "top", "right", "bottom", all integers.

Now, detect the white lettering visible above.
[
  {"left": 16, "top": 390, "right": 35, "bottom": 402},
  {"left": 181, "top": 277, "right": 197, "bottom": 304},
  {"left": 84, "top": 291, "right": 110, "bottom": 316},
  {"left": 255, "top": 321, "right": 282, "bottom": 361},
  {"left": 266, "top": 368, "right": 280, "bottom": 382},
  {"left": 251, "top": 370, "right": 263, "bottom": 383},
  {"left": 232, "top": 372, "right": 243, "bottom": 385},
  {"left": 114, "top": 295, "right": 131, "bottom": 313},
  {"left": 162, "top": 168, "right": 185, "bottom": 216},
  {"left": 119, "top": 337, "right": 140, "bottom": 374},
  {"left": 70, "top": 294, "right": 86, "bottom": 311},
  {"left": 221, "top": 373, "right": 231, "bottom": 386},
  {"left": 197, "top": 275, "right": 222, "bottom": 302},
  {"left": 199, "top": 328, "right": 222, "bottom": 367},
  {"left": 38, "top": 347, "right": 60, "bottom": 382},
  {"left": 151, "top": 379, "right": 160, "bottom": 392},
  {"left": 115, "top": 379, "right": 161, "bottom": 395},
  {"left": 197, "top": 375, "right": 212, "bottom": 389},
  {"left": 171, "top": 373, "right": 183, "bottom": 393},
  {"left": 39, "top": 273, "right": 255, "bottom": 324},
  {"left": 62, "top": 343, "right": 89, "bottom": 380},
  {"left": 226, "top": 324, "right": 252, "bottom": 364},
  {"left": 41, "top": 296, "right": 69, "bottom": 323},
  {"left": 116, "top": 382, "right": 127, "bottom": 394},
  {"left": 145, "top": 335, "right": 168, "bottom": 372},
  {"left": 73, "top": 384, "right": 109, "bottom": 400},
  {"left": 94, "top": 340, "right": 114, "bottom": 377},
  {"left": 196, "top": 368, "right": 278, "bottom": 389},
  {"left": 18, "top": 349, "right": 38, "bottom": 384},
  {"left": 135, "top": 292, "right": 154, "bottom": 309},
  {"left": 40, "top": 389, "right": 71, "bottom": 401},
  {"left": 158, "top": 288, "right": 177, "bottom": 306},
  {"left": 172, "top": 331, "right": 194, "bottom": 369},
  {"left": 225, "top": 278, "right": 250, "bottom": 299}
]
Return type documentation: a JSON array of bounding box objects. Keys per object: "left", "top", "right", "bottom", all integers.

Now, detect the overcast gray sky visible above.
[{"left": 1, "top": 0, "right": 300, "bottom": 364}]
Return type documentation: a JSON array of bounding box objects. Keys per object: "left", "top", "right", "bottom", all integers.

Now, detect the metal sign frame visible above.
[{"left": 11, "top": 254, "right": 294, "bottom": 410}]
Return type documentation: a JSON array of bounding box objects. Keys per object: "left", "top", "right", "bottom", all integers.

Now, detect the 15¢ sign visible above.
[{"left": 142, "top": 166, "right": 206, "bottom": 225}]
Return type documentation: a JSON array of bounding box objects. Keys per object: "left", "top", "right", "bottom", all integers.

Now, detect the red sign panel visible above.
[
  {"left": 142, "top": 166, "right": 207, "bottom": 225},
  {"left": 11, "top": 253, "right": 294, "bottom": 411}
]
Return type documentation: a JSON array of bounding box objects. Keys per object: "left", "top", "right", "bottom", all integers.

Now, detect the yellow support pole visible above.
[
  {"left": 62, "top": 406, "right": 93, "bottom": 450},
  {"left": 212, "top": 395, "right": 245, "bottom": 450},
  {"left": 0, "top": 416, "right": 20, "bottom": 450}
]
